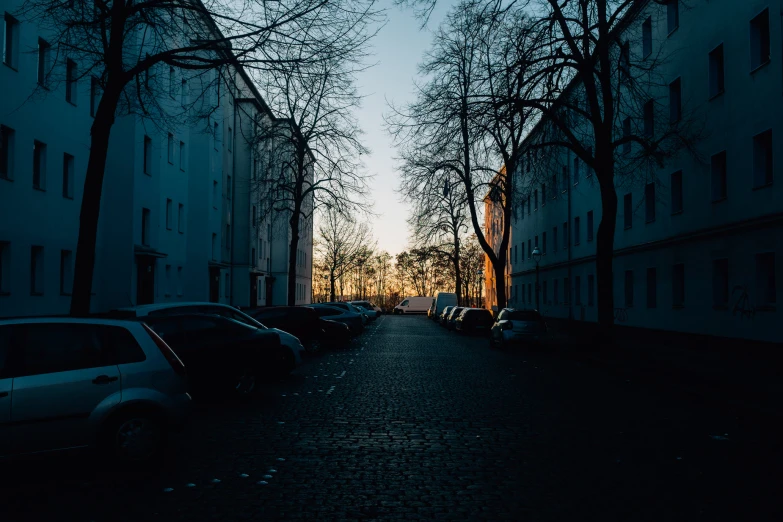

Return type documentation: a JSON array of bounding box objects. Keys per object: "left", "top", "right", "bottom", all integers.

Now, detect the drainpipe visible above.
[
  {"left": 229, "top": 74, "right": 238, "bottom": 306},
  {"left": 567, "top": 152, "right": 573, "bottom": 325}
]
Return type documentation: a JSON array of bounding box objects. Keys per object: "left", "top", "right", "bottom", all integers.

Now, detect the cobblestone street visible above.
[{"left": 1, "top": 316, "right": 780, "bottom": 521}]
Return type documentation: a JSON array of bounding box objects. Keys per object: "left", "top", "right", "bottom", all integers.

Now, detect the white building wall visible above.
[{"left": 509, "top": 0, "right": 782, "bottom": 343}]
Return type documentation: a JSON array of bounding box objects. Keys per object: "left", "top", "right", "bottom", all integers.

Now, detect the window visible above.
[
  {"left": 575, "top": 276, "right": 581, "bottom": 305},
  {"left": 551, "top": 174, "right": 557, "bottom": 197},
  {"left": 672, "top": 263, "right": 685, "bottom": 307},
  {"left": 666, "top": 0, "right": 679, "bottom": 34},
  {"left": 542, "top": 232, "right": 547, "bottom": 255},
  {"left": 527, "top": 239, "right": 531, "bottom": 259},
  {"left": 624, "top": 270, "right": 634, "bottom": 307},
  {"left": 755, "top": 253, "right": 776, "bottom": 306},
  {"left": 623, "top": 193, "right": 632, "bottom": 229},
  {"left": 750, "top": 8, "right": 770, "bottom": 71},
  {"left": 212, "top": 180, "right": 218, "bottom": 208},
  {"left": 180, "top": 79, "right": 187, "bottom": 105},
  {"left": 165, "top": 265, "right": 171, "bottom": 296},
  {"left": 671, "top": 170, "right": 683, "bottom": 214},
  {"left": 211, "top": 233, "right": 217, "bottom": 260},
  {"left": 225, "top": 224, "right": 231, "bottom": 250},
  {"left": 712, "top": 259, "right": 728, "bottom": 308},
  {"left": 620, "top": 41, "right": 630, "bottom": 80},
  {"left": 167, "top": 133, "right": 174, "bottom": 164},
  {"left": 213, "top": 122, "right": 219, "bottom": 150},
  {"left": 165, "top": 199, "right": 172, "bottom": 230},
  {"left": 179, "top": 141, "right": 185, "bottom": 171},
  {"left": 226, "top": 175, "right": 231, "bottom": 199},
  {"left": 33, "top": 140, "right": 46, "bottom": 190},
  {"left": 225, "top": 273, "right": 230, "bottom": 297},
  {"left": 574, "top": 216, "right": 580, "bottom": 245},
  {"left": 586, "top": 211, "right": 594, "bottom": 242},
  {"left": 169, "top": 67, "right": 175, "bottom": 97},
  {"left": 711, "top": 151, "right": 727, "bottom": 201},
  {"left": 227, "top": 127, "right": 232, "bottom": 151},
  {"left": 143, "top": 53, "right": 151, "bottom": 88},
  {"left": 37, "top": 38, "right": 50, "bottom": 87},
  {"left": 752, "top": 130, "right": 773, "bottom": 188},
  {"left": 561, "top": 166, "right": 568, "bottom": 192},
  {"left": 622, "top": 117, "right": 631, "bottom": 154},
  {"left": 141, "top": 208, "right": 150, "bottom": 246},
  {"left": 643, "top": 99, "right": 654, "bottom": 137},
  {"left": 541, "top": 183, "right": 546, "bottom": 204},
  {"left": 0, "top": 241, "right": 9, "bottom": 294},
  {"left": 646, "top": 268, "right": 657, "bottom": 308},
  {"left": 252, "top": 248, "right": 256, "bottom": 264},
  {"left": 177, "top": 267, "right": 183, "bottom": 296},
  {"left": 521, "top": 242, "right": 524, "bottom": 261},
  {"left": 62, "top": 153, "right": 74, "bottom": 199},
  {"left": 143, "top": 135, "right": 152, "bottom": 175},
  {"left": 573, "top": 157, "right": 580, "bottom": 184},
  {"left": 587, "top": 275, "right": 594, "bottom": 306},
  {"left": 534, "top": 190, "right": 538, "bottom": 210},
  {"left": 709, "top": 44, "right": 725, "bottom": 97},
  {"left": 669, "top": 78, "right": 681, "bottom": 123},
  {"left": 178, "top": 203, "right": 184, "bottom": 233},
  {"left": 554, "top": 279, "right": 559, "bottom": 305},
  {"left": 90, "top": 77, "right": 100, "bottom": 117},
  {"left": 563, "top": 222, "right": 568, "bottom": 249},
  {"left": 30, "top": 246, "right": 44, "bottom": 295},
  {"left": 65, "top": 59, "right": 77, "bottom": 104},
  {"left": 642, "top": 16, "right": 652, "bottom": 58},
  {"left": 564, "top": 277, "right": 570, "bottom": 305},
  {"left": 553, "top": 226, "right": 558, "bottom": 252},
  {"left": 527, "top": 283, "right": 531, "bottom": 304},
  {"left": 0, "top": 125, "right": 14, "bottom": 180},
  {"left": 527, "top": 198, "right": 531, "bottom": 216},
  {"left": 3, "top": 13, "right": 19, "bottom": 69},
  {"left": 645, "top": 182, "right": 655, "bottom": 222}
]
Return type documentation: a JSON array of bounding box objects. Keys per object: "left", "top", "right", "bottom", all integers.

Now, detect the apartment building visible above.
[
  {"left": 507, "top": 0, "right": 781, "bottom": 343},
  {"left": 0, "top": 3, "right": 312, "bottom": 316}
]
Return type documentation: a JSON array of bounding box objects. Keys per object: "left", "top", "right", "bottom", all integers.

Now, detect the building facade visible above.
[
  {"left": 0, "top": 3, "right": 312, "bottom": 317},
  {"left": 505, "top": 0, "right": 781, "bottom": 343}
]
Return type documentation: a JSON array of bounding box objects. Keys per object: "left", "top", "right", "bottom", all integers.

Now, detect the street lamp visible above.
[
  {"left": 477, "top": 268, "right": 484, "bottom": 308},
  {"left": 532, "top": 247, "right": 542, "bottom": 310}
]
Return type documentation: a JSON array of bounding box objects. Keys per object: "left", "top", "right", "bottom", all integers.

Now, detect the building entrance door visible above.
[
  {"left": 209, "top": 267, "right": 221, "bottom": 302},
  {"left": 136, "top": 257, "right": 155, "bottom": 305}
]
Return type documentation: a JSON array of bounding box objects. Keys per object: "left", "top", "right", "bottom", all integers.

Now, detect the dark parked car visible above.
[
  {"left": 455, "top": 308, "right": 494, "bottom": 335},
  {"left": 320, "top": 319, "right": 352, "bottom": 347},
  {"left": 489, "top": 309, "right": 549, "bottom": 348},
  {"left": 243, "top": 306, "right": 323, "bottom": 351},
  {"left": 309, "top": 304, "right": 365, "bottom": 336},
  {"left": 141, "top": 313, "right": 289, "bottom": 398},
  {"left": 439, "top": 306, "right": 454, "bottom": 326},
  {"left": 445, "top": 307, "right": 464, "bottom": 330}
]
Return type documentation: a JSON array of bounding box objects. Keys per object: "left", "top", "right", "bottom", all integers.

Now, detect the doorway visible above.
[
  {"left": 209, "top": 267, "right": 220, "bottom": 302},
  {"left": 250, "top": 274, "right": 259, "bottom": 307},
  {"left": 136, "top": 257, "right": 155, "bottom": 305},
  {"left": 265, "top": 277, "right": 274, "bottom": 307}
]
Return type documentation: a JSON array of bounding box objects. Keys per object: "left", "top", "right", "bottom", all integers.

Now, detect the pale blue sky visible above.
[{"left": 354, "top": 0, "right": 454, "bottom": 256}]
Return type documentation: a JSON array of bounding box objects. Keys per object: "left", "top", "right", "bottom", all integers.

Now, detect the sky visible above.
[{"left": 352, "top": 0, "right": 454, "bottom": 257}]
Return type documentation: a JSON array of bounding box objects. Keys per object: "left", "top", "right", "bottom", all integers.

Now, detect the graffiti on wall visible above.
[{"left": 731, "top": 286, "right": 756, "bottom": 320}]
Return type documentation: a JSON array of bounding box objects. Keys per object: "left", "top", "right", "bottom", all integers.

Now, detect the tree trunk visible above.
[
  {"left": 286, "top": 209, "right": 301, "bottom": 306},
  {"left": 453, "top": 235, "right": 462, "bottom": 306},
  {"left": 69, "top": 87, "right": 121, "bottom": 316},
  {"left": 493, "top": 260, "right": 507, "bottom": 312},
  {"left": 595, "top": 163, "right": 618, "bottom": 346},
  {"left": 330, "top": 271, "right": 336, "bottom": 302}
]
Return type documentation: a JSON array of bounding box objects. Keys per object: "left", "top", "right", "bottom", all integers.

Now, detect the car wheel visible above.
[{"left": 102, "top": 409, "right": 166, "bottom": 466}]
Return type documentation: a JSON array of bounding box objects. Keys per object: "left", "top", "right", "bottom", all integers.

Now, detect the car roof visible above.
[
  {"left": 0, "top": 317, "right": 142, "bottom": 327},
  {"left": 116, "top": 302, "right": 236, "bottom": 315}
]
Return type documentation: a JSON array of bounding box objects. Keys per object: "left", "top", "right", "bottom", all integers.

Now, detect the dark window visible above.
[
  {"left": 563, "top": 222, "right": 568, "bottom": 249},
  {"left": 620, "top": 41, "right": 630, "bottom": 80},
  {"left": 709, "top": 44, "right": 725, "bottom": 97},
  {"left": 3, "top": 13, "right": 20, "bottom": 69},
  {"left": 564, "top": 277, "right": 570, "bottom": 305},
  {"left": 574, "top": 276, "right": 581, "bottom": 305},
  {"left": 65, "top": 59, "right": 77, "bottom": 104},
  {"left": 143, "top": 136, "right": 152, "bottom": 175},
  {"left": 587, "top": 211, "right": 594, "bottom": 241},
  {"left": 646, "top": 268, "right": 657, "bottom": 308},
  {"left": 37, "top": 38, "right": 50, "bottom": 87},
  {"left": 753, "top": 130, "right": 773, "bottom": 188},
  {"left": 15, "top": 324, "right": 117, "bottom": 376},
  {"left": 755, "top": 252, "right": 776, "bottom": 306},
  {"left": 587, "top": 274, "right": 595, "bottom": 306},
  {"left": 0, "top": 125, "right": 14, "bottom": 180},
  {"left": 622, "top": 117, "right": 631, "bottom": 154},
  {"left": 669, "top": 77, "right": 681, "bottom": 122},
  {"left": 527, "top": 239, "right": 531, "bottom": 259},
  {"left": 521, "top": 242, "right": 525, "bottom": 261},
  {"left": 167, "top": 133, "right": 174, "bottom": 164},
  {"left": 574, "top": 216, "right": 580, "bottom": 245},
  {"left": 672, "top": 263, "right": 685, "bottom": 307},
  {"left": 141, "top": 208, "right": 151, "bottom": 246},
  {"left": 643, "top": 99, "right": 654, "bottom": 137},
  {"left": 711, "top": 151, "right": 727, "bottom": 201},
  {"left": 541, "top": 183, "right": 546, "bottom": 204},
  {"left": 667, "top": 0, "right": 679, "bottom": 34},
  {"left": 62, "top": 153, "right": 74, "bottom": 198},
  {"left": 553, "top": 226, "right": 558, "bottom": 252},
  {"left": 573, "top": 157, "right": 580, "bottom": 184},
  {"left": 166, "top": 198, "right": 172, "bottom": 230},
  {"left": 562, "top": 166, "right": 568, "bottom": 192},
  {"left": 623, "top": 193, "right": 632, "bottom": 229},
  {"left": 534, "top": 190, "right": 538, "bottom": 210},
  {"left": 671, "top": 170, "right": 683, "bottom": 213},
  {"left": 624, "top": 270, "right": 634, "bottom": 307},
  {"left": 712, "top": 259, "right": 729, "bottom": 307},
  {"left": 645, "top": 182, "right": 655, "bottom": 222},
  {"left": 33, "top": 140, "right": 46, "bottom": 190},
  {"left": 642, "top": 16, "right": 652, "bottom": 58},
  {"left": 750, "top": 8, "right": 771, "bottom": 71}
]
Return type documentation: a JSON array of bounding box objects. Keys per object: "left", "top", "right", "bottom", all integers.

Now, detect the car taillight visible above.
[{"left": 142, "top": 323, "right": 187, "bottom": 377}]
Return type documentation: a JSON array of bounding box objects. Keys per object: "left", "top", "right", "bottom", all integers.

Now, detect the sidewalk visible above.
[{"left": 548, "top": 320, "right": 783, "bottom": 420}]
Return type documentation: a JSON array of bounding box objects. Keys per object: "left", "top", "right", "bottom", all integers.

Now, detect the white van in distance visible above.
[
  {"left": 432, "top": 292, "right": 458, "bottom": 319},
  {"left": 394, "top": 296, "right": 434, "bottom": 314}
]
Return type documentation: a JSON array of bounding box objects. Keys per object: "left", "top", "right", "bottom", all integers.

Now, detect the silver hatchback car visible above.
[{"left": 0, "top": 318, "right": 191, "bottom": 463}]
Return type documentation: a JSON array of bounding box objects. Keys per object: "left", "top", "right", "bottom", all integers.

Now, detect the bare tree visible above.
[
  {"left": 14, "top": 0, "right": 367, "bottom": 315},
  {"left": 316, "top": 208, "right": 373, "bottom": 302}
]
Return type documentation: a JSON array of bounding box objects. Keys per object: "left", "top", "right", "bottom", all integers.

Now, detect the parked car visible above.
[
  {"left": 320, "top": 318, "right": 352, "bottom": 347},
  {"left": 455, "top": 308, "right": 494, "bottom": 335},
  {"left": 349, "top": 301, "right": 382, "bottom": 314},
  {"left": 393, "top": 296, "right": 434, "bottom": 314},
  {"left": 243, "top": 306, "right": 324, "bottom": 351},
  {"left": 352, "top": 304, "right": 379, "bottom": 321},
  {"left": 489, "top": 309, "right": 549, "bottom": 349},
  {"left": 322, "top": 302, "right": 370, "bottom": 324},
  {"left": 433, "top": 292, "right": 458, "bottom": 320},
  {"left": 445, "top": 306, "right": 465, "bottom": 330},
  {"left": 0, "top": 317, "right": 191, "bottom": 464},
  {"left": 103, "top": 302, "right": 304, "bottom": 371},
  {"left": 439, "top": 306, "right": 454, "bottom": 326},
  {"left": 309, "top": 304, "right": 364, "bottom": 336},
  {"left": 141, "top": 313, "right": 288, "bottom": 397}
]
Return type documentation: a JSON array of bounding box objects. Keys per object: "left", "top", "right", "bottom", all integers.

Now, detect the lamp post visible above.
[
  {"left": 532, "top": 247, "right": 542, "bottom": 310},
  {"left": 477, "top": 268, "right": 484, "bottom": 308}
]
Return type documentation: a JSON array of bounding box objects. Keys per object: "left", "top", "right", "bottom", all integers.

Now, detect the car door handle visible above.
[
  {"left": 0, "top": 392, "right": 8, "bottom": 398},
  {"left": 92, "top": 375, "right": 118, "bottom": 385}
]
